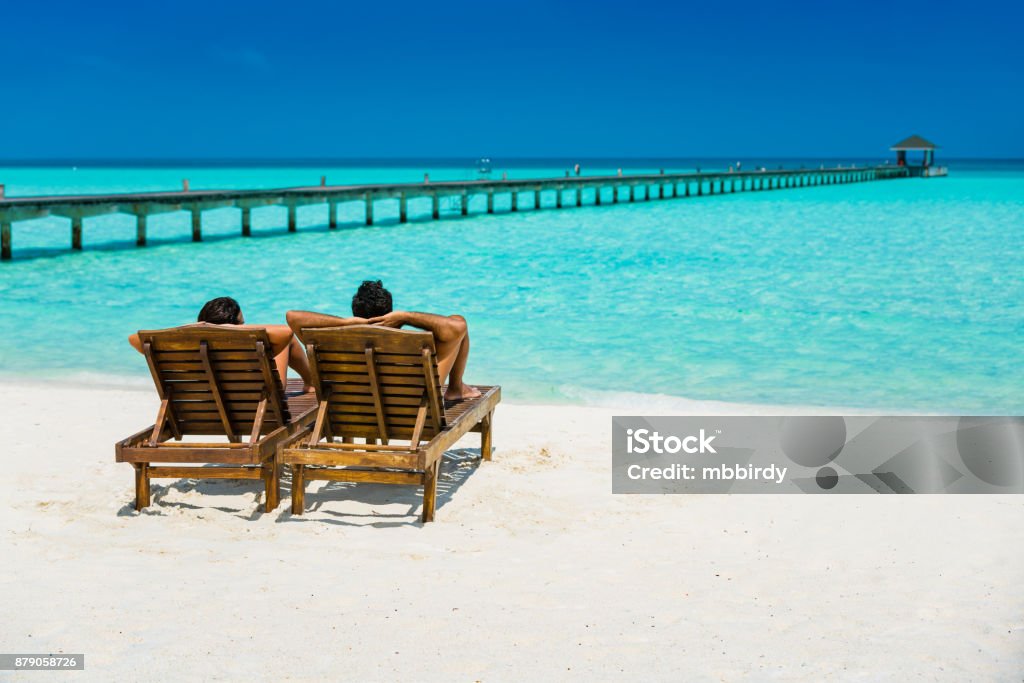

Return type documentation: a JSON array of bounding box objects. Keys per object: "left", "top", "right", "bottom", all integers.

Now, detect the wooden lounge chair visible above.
[
  {"left": 115, "top": 327, "right": 317, "bottom": 512},
  {"left": 280, "top": 325, "right": 501, "bottom": 522}
]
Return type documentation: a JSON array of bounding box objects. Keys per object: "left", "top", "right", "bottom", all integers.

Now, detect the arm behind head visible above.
[{"left": 286, "top": 310, "right": 368, "bottom": 342}]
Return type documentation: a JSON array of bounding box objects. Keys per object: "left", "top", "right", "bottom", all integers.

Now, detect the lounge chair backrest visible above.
[
  {"left": 301, "top": 325, "right": 447, "bottom": 443},
  {"left": 137, "top": 327, "right": 291, "bottom": 439}
]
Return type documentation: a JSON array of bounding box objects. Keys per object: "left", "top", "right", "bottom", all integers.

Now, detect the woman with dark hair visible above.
[
  {"left": 128, "top": 296, "right": 313, "bottom": 393},
  {"left": 196, "top": 296, "right": 244, "bottom": 325}
]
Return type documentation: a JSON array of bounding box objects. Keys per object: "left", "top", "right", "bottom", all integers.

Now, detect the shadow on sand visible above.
[{"left": 116, "top": 446, "right": 488, "bottom": 527}]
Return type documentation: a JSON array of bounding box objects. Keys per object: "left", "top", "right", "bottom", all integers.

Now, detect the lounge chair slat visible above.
[
  {"left": 154, "top": 350, "right": 265, "bottom": 361},
  {"left": 318, "top": 373, "right": 426, "bottom": 388},
  {"left": 171, "top": 400, "right": 263, "bottom": 411},
  {"left": 157, "top": 371, "right": 281, "bottom": 382},
  {"left": 176, "top": 421, "right": 283, "bottom": 432},
  {"left": 170, "top": 391, "right": 266, "bottom": 402},
  {"left": 301, "top": 327, "right": 438, "bottom": 354},
  {"left": 315, "top": 362, "right": 427, "bottom": 376},
  {"left": 158, "top": 360, "right": 264, "bottom": 372},
  {"left": 316, "top": 424, "right": 430, "bottom": 441},
  {"left": 167, "top": 381, "right": 268, "bottom": 393},
  {"left": 325, "top": 394, "right": 425, "bottom": 407},
  {"left": 327, "top": 404, "right": 433, "bottom": 418},
  {"left": 146, "top": 340, "right": 264, "bottom": 351},
  {"left": 168, "top": 411, "right": 280, "bottom": 422},
  {"left": 325, "top": 414, "right": 428, "bottom": 428},
  {"left": 315, "top": 351, "right": 424, "bottom": 364},
  {"left": 323, "top": 383, "right": 428, "bottom": 397}
]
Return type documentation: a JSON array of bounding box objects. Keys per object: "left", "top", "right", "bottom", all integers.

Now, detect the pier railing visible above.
[{"left": 0, "top": 165, "right": 910, "bottom": 260}]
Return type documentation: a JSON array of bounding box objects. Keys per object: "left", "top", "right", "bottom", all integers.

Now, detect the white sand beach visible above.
[{"left": 1, "top": 381, "right": 1022, "bottom": 681}]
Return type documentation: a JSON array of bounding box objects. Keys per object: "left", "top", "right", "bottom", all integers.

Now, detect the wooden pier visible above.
[{"left": 0, "top": 165, "right": 909, "bottom": 260}]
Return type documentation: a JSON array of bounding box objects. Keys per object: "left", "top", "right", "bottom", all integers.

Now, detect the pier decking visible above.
[{"left": 0, "top": 165, "right": 909, "bottom": 260}]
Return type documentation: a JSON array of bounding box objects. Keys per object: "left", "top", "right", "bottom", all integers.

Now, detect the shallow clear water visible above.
[{"left": 1, "top": 160, "right": 1022, "bottom": 412}]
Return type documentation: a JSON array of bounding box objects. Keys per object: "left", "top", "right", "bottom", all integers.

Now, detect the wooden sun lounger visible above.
[
  {"left": 280, "top": 325, "right": 501, "bottom": 522},
  {"left": 115, "top": 327, "right": 317, "bottom": 512}
]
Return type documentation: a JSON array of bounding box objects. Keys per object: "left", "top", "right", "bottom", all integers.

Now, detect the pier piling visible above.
[
  {"left": 1, "top": 221, "right": 10, "bottom": 260},
  {"left": 365, "top": 193, "right": 373, "bottom": 225},
  {"left": 191, "top": 208, "right": 202, "bottom": 241},
  {"left": 136, "top": 214, "right": 147, "bottom": 246},
  {"left": 287, "top": 204, "right": 297, "bottom": 232},
  {"left": 399, "top": 194, "right": 408, "bottom": 223},
  {"left": 71, "top": 216, "right": 83, "bottom": 249}
]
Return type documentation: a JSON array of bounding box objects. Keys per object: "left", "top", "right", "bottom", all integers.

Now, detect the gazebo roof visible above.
[{"left": 890, "top": 134, "right": 939, "bottom": 150}]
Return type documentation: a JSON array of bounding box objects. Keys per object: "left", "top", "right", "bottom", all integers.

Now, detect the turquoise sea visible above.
[{"left": 0, "top": 159, "right": 1022, "bottom": 413}]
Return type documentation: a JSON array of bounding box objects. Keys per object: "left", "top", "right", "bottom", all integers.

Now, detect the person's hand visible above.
[{"left": 367, "top": 311, "right": 406, "bottom": 328}]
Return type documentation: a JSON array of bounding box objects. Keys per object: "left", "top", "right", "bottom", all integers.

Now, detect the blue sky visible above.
[{"left": 1, "top": 0, "right": 1021, "bottom": 158}]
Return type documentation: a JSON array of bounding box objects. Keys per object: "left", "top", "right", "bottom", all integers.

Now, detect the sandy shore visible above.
[{"left": 1, "top": 381, "right": 1021, "bottom": 681}]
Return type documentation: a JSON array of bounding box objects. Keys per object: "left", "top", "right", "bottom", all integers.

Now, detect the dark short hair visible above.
[
  {"left": 197, "top": 297, "right": 243, "bottom": 325},
  {"left": 352, "top": 280, "right": 393, "bottom": 318}
]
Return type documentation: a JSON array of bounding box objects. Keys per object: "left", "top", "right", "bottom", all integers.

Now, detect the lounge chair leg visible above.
[
  {"left": 263, "top": 461, "right": 279, "bottom": 512},
  {"left": 481, "top": 410, "right": 493, "bottom": 461},
  {"left": 291, "top": 464, "right": 305, "bottom": 515},
  {"left": 272, "top": 460, "right": 281, "bottom": 510},
  {"left": 134, "top": 463, "right": 150, "bottom": 510},
  {"left": 422, "top": 459, "right": 440, "bottom": 523}
]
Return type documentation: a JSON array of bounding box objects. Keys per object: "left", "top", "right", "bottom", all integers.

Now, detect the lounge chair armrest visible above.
[
  {"left": 117, "top": 424, "right": 169, "bottom": 449},
  {"left": 279, "top": 423, "right": 315, "bottom": 454}
]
